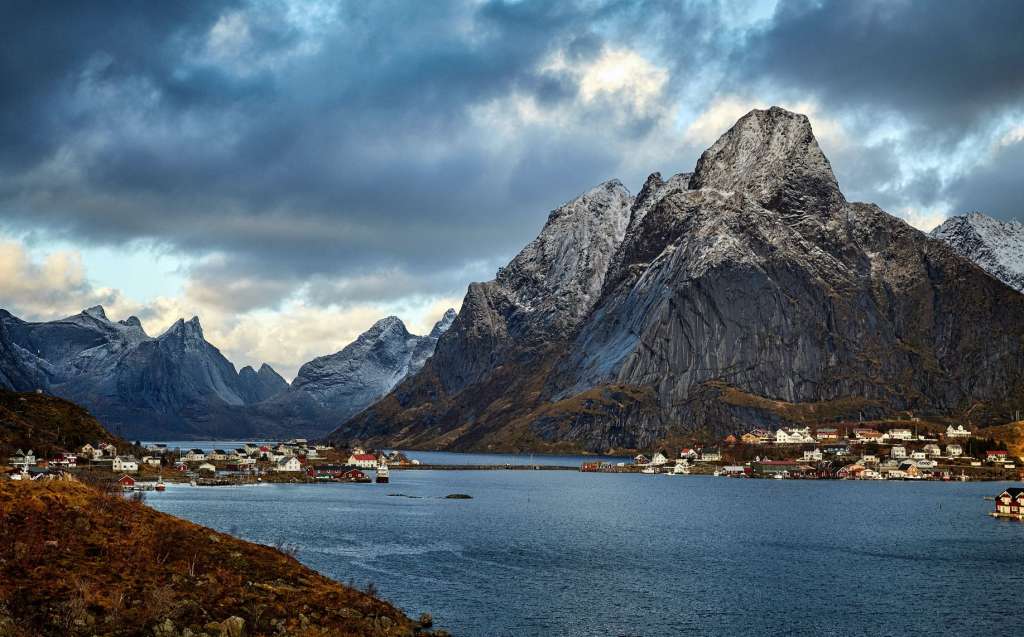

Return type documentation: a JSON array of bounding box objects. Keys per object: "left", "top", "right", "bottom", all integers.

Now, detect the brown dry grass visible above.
[{"left": 0, "top": 480, "right": 431, "bottom": 637}]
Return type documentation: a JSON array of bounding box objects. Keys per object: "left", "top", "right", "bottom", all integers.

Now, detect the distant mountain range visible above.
[
  {"left": 0, "top": 305, "right": 454, "bottom": 439},
  {"left": 330, "top": 106, "right": 1024, "bottom": 453}
]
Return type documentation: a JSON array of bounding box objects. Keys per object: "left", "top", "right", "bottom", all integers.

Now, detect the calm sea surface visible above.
[{"left": 146, "top": 464, "right": 1024, "bottom": 636}]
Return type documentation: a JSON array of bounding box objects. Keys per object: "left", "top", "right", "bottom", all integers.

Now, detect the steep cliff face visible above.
[
  {"left": 428, "top": 180, "right": 632, "bottom": 395},
  {"left": 931, "top": 212, "right": 1024, "bottom": 291},
  {"left": 333, "top": 106, "right": 1024, "bottom": 452}
]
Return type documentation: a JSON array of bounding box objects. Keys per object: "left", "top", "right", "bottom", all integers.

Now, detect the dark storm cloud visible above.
[
  {"left": 735, "top": 0, "right": 1024, "bottom": 139},
  {"left": 945, "top": 141, "right": 1024, "bottom": 221},
  {"left": 1, "top": 0, "right": 1022, "bottom": 311},
  {"left": 1, "top": 0, "right": 693, "bottom": 299}
]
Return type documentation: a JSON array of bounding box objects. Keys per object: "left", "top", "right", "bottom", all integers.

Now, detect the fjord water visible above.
[{"left": 147, "top": 471, "right": 1023, "bottom": 636}]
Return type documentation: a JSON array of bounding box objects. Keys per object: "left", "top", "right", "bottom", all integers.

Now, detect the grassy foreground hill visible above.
[
  {"left": 0, "top": 390, "right": 438, "bottom": 637},
  {"left": 0, "top": 480, "right": 433, "bottom": 637}
]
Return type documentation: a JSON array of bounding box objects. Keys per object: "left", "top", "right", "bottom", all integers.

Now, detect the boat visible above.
[
  {"left": 375, "top": 461, "right": 390, "bottom": 484},
  {"left": 155, "top": 475, "right": 166, "bottom": 491},
  {"left": 640, "top": 465, "right": 657, "bottom": 474}
]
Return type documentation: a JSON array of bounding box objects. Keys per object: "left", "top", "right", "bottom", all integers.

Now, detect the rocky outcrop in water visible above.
[
  {"left": 931, "top": 212, "right": 1024, "bottom": 292},
  {"left": 333, "top": 106, "right": 1024, "bottom": 453}
]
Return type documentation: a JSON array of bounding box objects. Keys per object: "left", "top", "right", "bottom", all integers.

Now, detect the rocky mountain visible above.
[
  {"left": 332, "top": 106, "right": 1024, "bottom": 453},
  {"left": 931, "top": 212, "right": 1024, "bottom": 291},
  {"left": 237, "top": 363, "right": 288, "bottom": 403},
  {"left": 0, "top": 306, "right": 291, "bottom": 439},
  {"left": 0, "top": 303, "right": 458, "bottom": 439},
  {"left": 260, "top": 310, "right": 457, "bottom": 427}
]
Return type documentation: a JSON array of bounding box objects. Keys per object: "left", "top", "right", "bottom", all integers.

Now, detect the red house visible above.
[
  {"left": 993, "top": 487, "right": 1024, "bottom": 519},
  {"left": 117, "top": 474, "right": 136, "bottom": 490}
]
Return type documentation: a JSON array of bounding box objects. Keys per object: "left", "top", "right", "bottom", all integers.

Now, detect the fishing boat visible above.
[
  {"left": 155, "top": 475, "right": 166, "bottom": 491},
  {"left": 640, "top": 465, "right": 657, "bottom": 474},
  {"left": 375, "top": 461, "right": 390, "bottom": 484}
]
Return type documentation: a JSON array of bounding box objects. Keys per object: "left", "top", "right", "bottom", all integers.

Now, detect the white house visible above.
[
  {"left": 886, "top": 428, "right": 914, "bottom": 441},
  {"left": 945, "top": 444, "right": 963, "bottom": 458},
  {"left": 650, "top": 452, "right": 669, "bottom": 466},
  {"left": 802, "top": 448, "right": 823, "bottom": 462},
  {"left": 197, "top": 462, "right": 217, "bottom": 474},
  {"left": 890, "top": 446, "right": 907, "bottom": 459},
  {"left": 112, "top": 456, "right": 138, "bottom": 473},
  {"left": 946, "top": 424, "right": 971, "bottom": 439},
  {"left": 142, "top": 456, "right": 162, "bottom": 467},
  {"left": 910, "top": 451, "right": 927, "bottom": 460},
  {"left": 348, "top": 453, "right": 378, "bottom": 469},
  {"left": 274, "top": 456, "right": 302, "bottom": 472},
  {"left": 184, "top": 449, "right": 206, "bottom": 462},
  {"left": 209, "top": 449, "right": 229, "bottom": 461},
  {"left": 700, "top": 447, "right": 722, "bottom": 462},
  {"left": 860, "top": 454, "right": 879, "bottom": 465},
  {"left": 775, "top": 428, "right": 814, "bottom": 444},
  {"left": 8, "top": 449, "right": 35, "bottom": 468},
  {"left": 922, "top": 444, "right": 942, "bottom": 457}
]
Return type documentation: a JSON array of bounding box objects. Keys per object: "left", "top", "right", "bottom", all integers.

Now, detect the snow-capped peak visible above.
[{"left": 931, "top": 212, "right": 1024, "bottom": 292}]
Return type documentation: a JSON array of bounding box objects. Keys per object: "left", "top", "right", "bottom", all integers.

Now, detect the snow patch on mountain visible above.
[{"left": 931, "top": 212, "right": 1024, "bottom": 291}]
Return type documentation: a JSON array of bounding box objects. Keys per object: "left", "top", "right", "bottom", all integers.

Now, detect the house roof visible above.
[
  {"left": 350, "top": 454, "right": 376, "bottom": 461},
  {"left": 1000, "top": 487, "right": 1024, "bottom": 497}
]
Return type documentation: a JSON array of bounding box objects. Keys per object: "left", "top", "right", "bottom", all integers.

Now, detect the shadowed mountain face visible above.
[
  {"left": 0, "top": 305, "right": 456, "bottom": 440},
  {"left": 332, "top": 106, "right": 1024, "bottom": 453},
  {"left": 0, "top": 307, "right": 282, "bottom": 439}
]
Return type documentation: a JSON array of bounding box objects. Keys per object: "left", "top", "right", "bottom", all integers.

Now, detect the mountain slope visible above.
[
  {"left": 1, "top": 480, "right": 427, "bottom": 636},
  {"left": 930, "top": 212, "right": 1024, "bottom": 291},
  {"left": 333, "top": 106, "right": 1024, "bottom": 452},
  {"left": 254, "top": 310, "right": 457, "bottom": 430},
  {"left": 0, "top": 389, "right": 130, "bottom": 459},
  {"left": 237, "top": 363, "right": 288, "bottom": 403}
]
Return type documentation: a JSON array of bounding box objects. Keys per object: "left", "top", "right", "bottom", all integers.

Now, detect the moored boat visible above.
[{"left": 375, "top": 461, "right": 390, "bottom": 483}]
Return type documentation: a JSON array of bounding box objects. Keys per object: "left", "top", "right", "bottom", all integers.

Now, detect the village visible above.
[
  {"left": 4, "top": 438, "right": 405, "bottom": 489},
  {"left": 585, "top": 423, "right": 1024, "bottom": 482}
]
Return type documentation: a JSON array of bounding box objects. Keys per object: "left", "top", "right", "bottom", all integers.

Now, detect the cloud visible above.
[
  {"left": 1, "top": 0, "right": 1023, "bottom": 351},
  {"left": 0, "top": 240, "right": 134, "bottom": 320}
]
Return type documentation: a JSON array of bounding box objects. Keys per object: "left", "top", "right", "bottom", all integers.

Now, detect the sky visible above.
[{"left": 1, "top": 0, "right": 1023, "bottom": 380}]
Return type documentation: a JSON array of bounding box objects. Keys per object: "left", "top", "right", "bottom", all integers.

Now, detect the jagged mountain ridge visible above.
[
  {"left": 268, "top": 310, "right": 457, "bottom": 425},
  {"left": 238, "top": 363, "right": 289, "bottom": 404},
  {"left": 332, "top": 106, "right": 1024, "bottom": 453},
  {"left": 0, "top": 307, "right": 279, "bottom": 438},
  {"left": 0, "top": 304, "right": 456, "bottom": 439},
  {"left": 931, "top": 212, "right": 1024, "bottom": 291}
]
